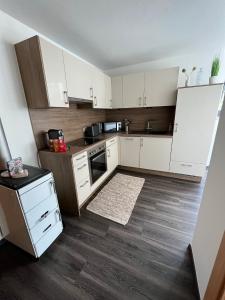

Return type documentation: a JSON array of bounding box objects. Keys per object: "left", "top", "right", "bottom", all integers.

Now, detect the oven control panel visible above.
[{"left": 88, "top": 143, "right": 106, "bottom": 158}]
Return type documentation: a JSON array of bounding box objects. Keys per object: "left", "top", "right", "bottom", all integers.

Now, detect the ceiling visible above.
[{"left": 0, "top": 0, "right": 225, "bottom": 70}]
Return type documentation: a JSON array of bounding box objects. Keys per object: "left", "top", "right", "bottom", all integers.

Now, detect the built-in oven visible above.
[{"left": 88, "top": 143, "right": 107, "bottom": 184}]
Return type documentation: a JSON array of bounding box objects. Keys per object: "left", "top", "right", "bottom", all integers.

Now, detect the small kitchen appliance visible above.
[{"left": 102, "top": 122, "right": 122, "bottom": 133}]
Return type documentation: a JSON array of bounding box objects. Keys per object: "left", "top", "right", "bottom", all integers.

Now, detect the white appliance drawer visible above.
[
  {"left": 170, "top": 161, "right": 206, "bottom": 177},
  {"left": 30, "top": 208, "right": 61, "bottom": 244},
  {"left": 73, "top": 159, "right": 89, "bottom": 184},
  {"left": 20, "top": 178, "right": 55, "bottom": 213},
  {"left": 76, "top": 177, "right": 91, "bottom": 206},
  {"left": 25, "top": 193, "right": 58, "bottom": 229},
  {"left": 35, "top": 221, "right": 63, "bottom": 257}
]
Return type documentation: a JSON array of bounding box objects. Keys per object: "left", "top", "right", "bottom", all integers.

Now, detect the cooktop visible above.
[{"left": 67, "top": 137, "right": 102, "bottom": 147}]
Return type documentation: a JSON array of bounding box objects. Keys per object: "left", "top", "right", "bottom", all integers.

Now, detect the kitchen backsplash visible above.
[
  {"left": 106, "top": 106, "right": 176, "bottom": 132},
  {"left": 29, "top": 105, "right": 175, "bottom": 150},
  {"left": 29, "top": 103, "right": 106, "bottom": 150}
]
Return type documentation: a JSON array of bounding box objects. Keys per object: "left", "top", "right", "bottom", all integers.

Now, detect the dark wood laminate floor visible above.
[{"left": 0, "top": 170, "right": 204, "bottom": 300}]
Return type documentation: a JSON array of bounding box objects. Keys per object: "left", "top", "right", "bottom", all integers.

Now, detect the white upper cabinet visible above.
[
  {"left": 111, "top": 76, "right": 123, "bottom": 108},
  {"left": 140, "top": 137, "right": 172, "bottom": 172},
  {"left": 104, "top": 74, "right": 112, "bottom": 109},
  {"left": 171, "top": 85, "right": 223, "bottom": 172},
  {"left": 92, "top": 67, "right": 106, "bottom": 108},
  {"left": 144, "top": 67, "right": 179, "bottom": 107},
  {"left": 63, "top": 51, "right": 93, "bottom": 101},
  {"left": 123, "top": 73, "right": 145, "bottom": 108}
]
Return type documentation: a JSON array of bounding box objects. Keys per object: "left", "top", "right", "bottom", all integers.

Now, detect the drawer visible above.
[
  {"left": 35, "top": 221, "right": 63, "bottom": 257},
  {"left": 25, "top": 193, "right": 58, "bottom": 229},
  {"left": 73, "top": 151, "right": 87, "bottom": 165},
  {"left": 170, "top": 161, "right": 206, "bottom": 177},
  {"left": 20, "top": 178, "right": 55, "bottom": 213},
  {"left": 76, "top": 177, "right": 91, "bottom": 207},
  {"left": 30, "top": 208, "right": 61, "bottom": 244},
  {"left": 73, "top": 159, "right": 89, "bottom": 184},
  {"left": 106, "top": 137, "right": 117, "bottom": 147}
]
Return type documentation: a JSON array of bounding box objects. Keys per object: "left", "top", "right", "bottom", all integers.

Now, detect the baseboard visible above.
[
  {"left": 117, "top": 165, "right": 202, "bottom": 183},
  {"left": 188, "top": 244, "right": 201, "bottom": 300}
]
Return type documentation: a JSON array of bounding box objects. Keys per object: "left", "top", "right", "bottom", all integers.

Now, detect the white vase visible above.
[{"left": 209, "top": 76, "right": 219, "bottom": 85}]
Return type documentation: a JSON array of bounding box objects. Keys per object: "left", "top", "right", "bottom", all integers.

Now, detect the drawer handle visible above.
[
  {"left": 40, "top": 210, "right": 49, "bottom": 220},
  {"left": 43, "top": 224, "right": 52, "bottom": 233},
  {"left": 76, "top": 155, "right": 86, "bottom": 161},
  {"left": 80, "top": 180, "right": 89, "bottom": 188},
  {"left": 110, "top": 139, "right": 115, "bottom": 143},
  {"left": 77, "top": 163, "right": 87, "bottom": 170},
  {"left": 181, "top": 163, "right": 192, "bottom": 167},
  {"left": 50, "top": 181, "right": 56, "bottom": 194},
  {"left": 55, "top": 209, "right": 62, "bottom": 221},
  {"left": 125, "top": 138, "right": 133, "bottom": 140}
]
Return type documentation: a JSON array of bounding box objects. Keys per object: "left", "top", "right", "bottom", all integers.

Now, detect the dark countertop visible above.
[
  {"left": 39, "top": 132, "right": 173, "bottom": 157},
  {"left": 0, "top": 165, "right": 51, "bottom": 190}
]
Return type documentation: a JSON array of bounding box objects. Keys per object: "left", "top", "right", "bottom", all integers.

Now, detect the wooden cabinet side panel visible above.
[
  {"left": 39, "top": 152, "right": 80, "bottom": 216},
  {"left": 15, "top": 35, "right": 49, "bottom": 108},
  {"left": 0, "top": 186, "right": 35, "bottom": 255}
]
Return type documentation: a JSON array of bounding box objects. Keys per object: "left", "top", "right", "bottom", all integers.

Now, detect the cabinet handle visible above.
[
  {"left": 140, "top": 138, "right": 143, "bottom": 147},
  {"left": 76, "top": 155, "right": 86, "bottom": 161},
  {"left": 144, "top": 96, "right": 147, "bottom": 106},
  {"left": 90, "top": 87, "right": 93, "bottom": 98},
  {"left": 181, "top": 163, "right": 192, "bottom": 167},
  {"left": 107, "top": 148, "right": 111, "bottom": 157},
  {"left": 125, "top": 138, "right": 134, "bottom": 141},
  {"left": 43, "top": 224, "right": 52, "bottom": 233},
  {"left": 55, "top": 209, "right": 62, "bottom": 221},
  {"left": 63, "top": 91, "right": 69, "bottom": 104},
  {"left": 50, "top": 180, "right": 56, "bottom": 194},
  {"left": 80, "top": 180, "right": 89, "bottom": 188},
  {"left": 138, "top": 97, "right": 142, "bottom": 106},
  {"left": 174, "top": 123, "right": 178, "bottom": 132},
  {"left": 77, "top": 163, "right": 87, "bottom": 170},
  {"left": 94, "top": 96, "right": 97, "bottom": 106},
  {"left": 40, "top": 210, "right": 49, "bottom": 220}
]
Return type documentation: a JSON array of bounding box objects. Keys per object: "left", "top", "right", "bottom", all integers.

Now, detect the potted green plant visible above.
[{"left": 209, "top": 57, "right": 220, "bottom": 84}]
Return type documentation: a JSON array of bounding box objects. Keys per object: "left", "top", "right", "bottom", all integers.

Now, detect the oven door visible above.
[{"left": 89, "top": 150, "right": 107, "bottom": 184}]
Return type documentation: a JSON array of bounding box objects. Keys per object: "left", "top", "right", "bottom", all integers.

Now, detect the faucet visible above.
[
  {"left": 146, "top": 120, "right": 153, "bottom": 132},
  {"left": 124, "top": 119, "right": 131, "bottom": 134}
]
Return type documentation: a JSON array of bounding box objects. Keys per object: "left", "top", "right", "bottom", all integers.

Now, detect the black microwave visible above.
[{"left": 102, "top": 122, "right": 122, "bottom": 133}]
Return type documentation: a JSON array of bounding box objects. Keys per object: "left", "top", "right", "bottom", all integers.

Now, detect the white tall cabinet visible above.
[{"left": 170, "top": 84, "right": 224, "bottom": 176}]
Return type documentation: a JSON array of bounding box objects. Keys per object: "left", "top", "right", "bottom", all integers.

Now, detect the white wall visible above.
[
  {"left": 191, "top": 99, "right": 225, "bottom": 298},
  {"left": 107, "top": 51, "right": 225, "bottom": 87},
  {"left": 0, "top": 10, "right": 38, "bottom": 166}
]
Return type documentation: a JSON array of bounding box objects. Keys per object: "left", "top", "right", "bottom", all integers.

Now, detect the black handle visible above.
[
  {"left": 43, "top": 224, "right": 52, "bottom": 233},
  {"left": 40, "top": 211, "right": 49, "bottom": 219}
]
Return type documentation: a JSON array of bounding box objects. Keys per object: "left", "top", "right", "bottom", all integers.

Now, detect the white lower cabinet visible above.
[
  {"left": 119, "top": 136, "right": 141, "bottom": 168},
  {"left": 0, "top": 172, "right": 63, "bottom": 258},
  {"left": 76, "top": 178, "right": 91, "bottom": 206},
  {"left": 106, "top": 137, "right": 119, "bottom": 173},
  {"left": 140, "top": 137, "right": 172, "bottom": 172},
  {"left": 170, "top": 161, "right": 206, "bottom": 177}
]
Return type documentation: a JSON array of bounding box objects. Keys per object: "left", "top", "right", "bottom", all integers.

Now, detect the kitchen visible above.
[{"left": 0, "top": 2, "right": 225, "bottom": 300}]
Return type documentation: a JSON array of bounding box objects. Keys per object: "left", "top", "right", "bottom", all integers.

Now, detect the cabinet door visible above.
[
  {"left": 140, "top": 137, "right": 172, "bottom": 172},
  {"left": 63, "top": 51, "right": 93, "bottom": 101},
  {"left": 105, "top": 74, "right": 112, "bottom": 109},
  {"left": 171, "top": 85, "right": 223, "bottom": 164},
  {"left": 93, "top": 67, "right": 106, "bottom": 108},
  {"left": 123, "top": 73, "right": 144, "bottom": 108},
  {"left": 39, "top": 37, "right": 68, "bottom": 107},
  {"left": 107, "top": 140, "right": 119, "bottom": 173},
  {"left": 120, "top": 137, "right": 140, "bottom": 168},
  {"left": 144, "top": 67, "right": 179, "bottom": 107},
  {"left": 112, "top": 76, "right": 123, "bottom": 108}
]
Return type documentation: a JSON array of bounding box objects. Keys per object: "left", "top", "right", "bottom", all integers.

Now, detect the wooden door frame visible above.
[{"left": 204, "top": 232, "right": 225, "bottom": 300}]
